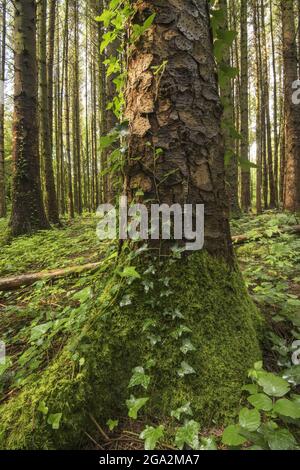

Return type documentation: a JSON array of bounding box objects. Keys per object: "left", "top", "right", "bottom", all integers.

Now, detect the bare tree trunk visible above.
[
  {"left": 0, "top": 0, "right": 6, "bottom": 218},
  {"left": 38, "top": 0, "right": 59, "bottom": 224},
  {"left": 64, "top": 0, "right": 74, "bottom": 218},
  {"left": 10, "top": 0, "right": 49, "bottom": 235},
  {"left": 281, "top": 0, "right": 300, "bottom": 212},
  {"left": 240, "top": 0, "right": 251, "bottom": 211}
]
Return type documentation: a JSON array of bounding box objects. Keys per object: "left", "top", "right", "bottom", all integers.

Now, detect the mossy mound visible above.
[{"left": 0, "top": 251, "right": 263, "bottom": 449}]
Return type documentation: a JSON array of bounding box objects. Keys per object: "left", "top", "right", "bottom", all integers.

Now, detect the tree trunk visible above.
[
  {"left": 10, "top": 0, "right": 49, "bottom": 236},
  {"left": 281, "top": 0, "right": 300, "bottom": 212},
  {"left": 38, "top": 0, "right": 60, "bottom": 224},
  {"left": 240, "top": 0, "right": 251, "bottom": 211},
  {"left": 253, "top": 0, "right": 262, "bottom": 214},
  {"left": 219, "top": 0, "right": 241, "bottom": 218},
  {"left": 0, "top": 0, "right": 6, "bottom": 218}
]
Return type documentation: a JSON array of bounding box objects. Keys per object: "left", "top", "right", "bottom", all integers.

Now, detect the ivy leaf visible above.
[
  {"left": 175, "top": 420, "right": 200, "bottom": 450},
  {"left": 119, "top": 295, "right": 132, "bottom": 307},
  {"left": 247, "top": 393, "right": 273, "bottom": 412},
  {"left": 200, "top": 437, "right": 218, "bottom": 450},
  {"left": 273, "top": 399, "right": 300, "bottom": 419},
  {"left": 180, "top": 338, "right": 196, "bottom": 355},
  {"left": 37, "top": 401, "right": 49, "bottom": 416},
  {"left": 47, "top": 413, "right": 62, "bottom": 430},
  {"left": 107, "top": 419, "right": 119, "bottom": 432},
  {"left": 257, "top": 373, "right": 290, "bottom": 398},
  {"left": 119, "top": 266, "right": 141, "bottom": 279},
  {"left": 177, "top": 361, "right": 196, "bottom": 378},
  {"left": 222, "top": 425, "right": 247, "bottom": 447},
  {"left": 171, "top": 402, "right": 193, "bottom": 421},
  {"left": 239, "top": 407, "right": 261, "bottom": 432},
  {"left": 140, "top": 425, "right": 164, "bottom": 450},
  {"left": 126, "top": 396, "right": 149, "bottom": 420},
  {"left": 128, "top": 367, "right": 151, "bottom": 390},
  {"left": 171, "top": 325, "right": 192, "bottom": 340}
]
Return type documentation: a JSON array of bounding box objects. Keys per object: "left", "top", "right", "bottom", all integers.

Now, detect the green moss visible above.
[{"left": 0, "top": 251, "right": 263, "bottom": 449}]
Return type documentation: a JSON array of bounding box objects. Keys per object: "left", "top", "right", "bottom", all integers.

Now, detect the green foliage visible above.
[
  {"left": 222, "top": 363, "right": 300, "bottom": 450},
  {"left": 140, "top": 425, "right": 164, "bottom": 451}
]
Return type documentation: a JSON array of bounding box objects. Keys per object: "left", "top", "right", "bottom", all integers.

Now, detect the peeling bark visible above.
[{"left": 125, "top": 0, "right": 233, "bottom": 258}]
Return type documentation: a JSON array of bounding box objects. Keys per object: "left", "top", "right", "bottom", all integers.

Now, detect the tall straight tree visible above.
[
  {"left": 38, "top": 0, "right": 59, "bottom": 224},
  {"left": 240, "top": 0, "right": 251, "bottom": 211},
  {"left": 281, "top": 0, "right": 300, "bottom": 212},
  {"left": 0, "top": 0, "right": 6, "bottom": 218},
  {"left": 10, "top": 0, "right": 49, "bottom": 235},
  {"left": 219, "top": 0, "right": 241, "bottom": 217}
]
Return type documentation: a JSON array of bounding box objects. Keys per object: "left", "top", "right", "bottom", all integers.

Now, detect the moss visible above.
[{"left": 0, "top": 251, "right": 263, "bottom": 449}]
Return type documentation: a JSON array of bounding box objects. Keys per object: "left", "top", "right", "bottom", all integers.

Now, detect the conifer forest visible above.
[{"left": 1, "top": 0, "right": 300, "bottom": 455}]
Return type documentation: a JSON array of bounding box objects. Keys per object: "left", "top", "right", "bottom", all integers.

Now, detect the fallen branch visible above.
[
  {"left": 0, "top": 262, "right": 102, "bottom": 292},
  {"left": 232, "top": 225, "right": 300, "bottom": 245}
]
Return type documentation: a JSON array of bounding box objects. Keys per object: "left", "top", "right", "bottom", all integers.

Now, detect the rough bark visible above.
[
  {"left": 281, "top": 0, "right": 300, "bottom": 212},
  {"left": 10, "top": 0, "right": 50, "bottom": 236},
  {"left": 125, "top": 0, "right": 233, "bottom": 258}
]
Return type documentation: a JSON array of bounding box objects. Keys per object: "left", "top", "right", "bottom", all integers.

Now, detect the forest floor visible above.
[{"left": 0, "top": 211, "right": 300, "bottom": 449}]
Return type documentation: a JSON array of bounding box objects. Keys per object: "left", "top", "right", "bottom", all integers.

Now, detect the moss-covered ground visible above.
[{"left": 0, "top": 212, "right": 299, "bottom": 449}]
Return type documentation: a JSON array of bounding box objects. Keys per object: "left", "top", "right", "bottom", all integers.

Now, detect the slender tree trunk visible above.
[
  {"left": 10, "top": 0, "right": 49, "bottom": 235},
  {"left": 64, "top": 0, "right": 74, "bottom": 218},
  {"left": 253, "top": 0, "right": 262, "bottom": 214},
  {"left": 240, "top": 0, "right": 251, "bottom": 211},
  {"left": 38, "top": 0, "right": 59, "bottom": 224},
  {"left": 261, "top": 0, "right": 276, "bottom": 209},
  {"left": 281, "top": 0, "right": 300, "bottom": 212},
  {"left": 0, "top": 0, "right": 6, "bottom": 218},
  {"left": 219, "top": 0, "right": 241, "bottom": 217},
  {"left": 270, "top": 0, "right": 279, "bottom": 206}
]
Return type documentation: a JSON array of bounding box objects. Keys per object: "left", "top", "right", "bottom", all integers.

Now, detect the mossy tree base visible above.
[{"left": 0, "top": 252, "right": 262, "bottom": 449}]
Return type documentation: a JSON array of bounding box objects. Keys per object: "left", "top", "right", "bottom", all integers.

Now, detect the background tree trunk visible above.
[
  {"left": 10, "top": 0, "right": 49, "bottom": 235},
  {"left": 281, "top": 0, "right": 300, "bottom": 212},
  {"left": 240, "top": 0, "right": 251, "bottom": 212},
  {"left": 0, "top": 0, "right": 6, "bottom": 218},
  {"left": 38, "top": 0, "right": 59, "bottom": 224}
]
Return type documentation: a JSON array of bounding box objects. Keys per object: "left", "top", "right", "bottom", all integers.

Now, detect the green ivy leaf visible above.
[
  {"left": 175, "top": 420, "right": 200, "bottom": 450},
  {"left": 128, "top": 367, "right": 151, "bottom": 390},
  {"left": 126, "top": 396, "right": 149, "bottom": 420},
  {"left": 107, "top": 419, "right": 119, "bottom": 432},
  {"left": 37, "top": 401, "right": 49, "bottom": 416},
  {"left": 140, "top": 425, "right": 164, "bottom": 450},
  {"left": 119, "top": 266, "right": 141, "bottom": 279},
  {"left": 180, "top": 338, "right": 196, "bottom": 355},
  {"left": 171, "top": 402, "right": 193, "bottom": 421},
  {"left": 200, "top": 437, "right": 218, "bottom": 450},
  {"left": 47, "top": 413, "right": 62, "bottom": 430},
  {"left": 177, "top": 361, "right": 196, "bottom": 378}
]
